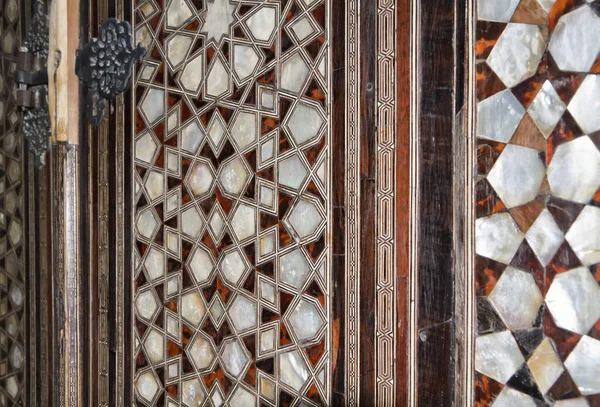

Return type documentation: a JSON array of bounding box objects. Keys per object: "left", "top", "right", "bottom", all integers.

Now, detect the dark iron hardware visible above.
[
  {"left": 76, "top": 18, "right": 146, "bottom": 126},
  {"left": 15, "top": 0, "right": 50, "bottom": 167}
]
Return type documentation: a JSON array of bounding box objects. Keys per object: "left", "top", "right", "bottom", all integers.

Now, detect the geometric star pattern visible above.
[
  {"left": 475, "top": 0, "right": 600, "bottom": 405},
  {"left": 0, "top": 0, "right": 26, "bottom": 404},
  {"left": 133, "top": 0, "right": 330, "bottom": 405}
]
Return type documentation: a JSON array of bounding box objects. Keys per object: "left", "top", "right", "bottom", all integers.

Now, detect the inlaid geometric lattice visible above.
[
  {"left": 132, "top": 0, "right": 330, "bottom": 405},
  {"left": 475, "top": 1, "right": 600, "bottom": 405},
  {"left": 0, "top": 0, "right": 26, "bottom": 404}
]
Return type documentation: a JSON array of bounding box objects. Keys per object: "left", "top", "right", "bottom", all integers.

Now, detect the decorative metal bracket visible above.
[
  {"left": 14, "top": 0, "right": 50, "bottom": 167},
  {"left": 75, "top": 18, "right": 146, "bottom": 126}
]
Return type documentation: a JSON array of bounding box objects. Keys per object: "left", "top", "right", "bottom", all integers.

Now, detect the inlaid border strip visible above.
[
  {"left": 375, "top": 0, "right": 397, "bottom": 404},
  {"left": 345, "top": 0, "right": 360, "bottom": 403}
]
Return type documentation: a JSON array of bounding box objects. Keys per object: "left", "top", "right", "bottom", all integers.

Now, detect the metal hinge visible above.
[
  {"left": 76, "top": 18, "right": 146, "bottom": 126},
  {"left": 14, "top": 0, "right": 50, "bottom": 167}
]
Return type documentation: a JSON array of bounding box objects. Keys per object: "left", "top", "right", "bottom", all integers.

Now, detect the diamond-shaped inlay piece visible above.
[
  {"left": 489, "top": 267, "right": 543, "bottom": 330},
  {"left": 564, "top": 335, "right": 600, "bottom": 396},
  {"left": 281, "top": 52, "right": 310, "bottom": 93},
  {"left": 187, "top": 160, "right": 215, "bottom": 198},
  {"left": 7, "top": 220, "right": 22, "bottom": 246},
  {"left": 209, "top": 208, "right": 226, "bottom": 238},
  {"left": 549, "top": 5, "right": 600, "bottom": 73},
  {"left": 220, "top": 250, "right": 248, "bottom": 285},
  {"left": 230, "top": 112, "right": 258, "bottom": 151},
  {"left": 143, "top": 328, "right": 165, "bottom": 364},
  {"left": 140, "top": 88, "right": 165, "bottom": 124},
  {"left": 233, "top": 44, "right": 261, "bottom": 82},
  {"left": 135, "top": 132, "right": 159, "bottom": 163},
  {"left": 181, "top": 290, "right": 206, "bottom": 327},
  {"left": 136, "top": 289, "right": 160, "bottom": 321},
  {"left": 200, "top": 0, "right": 236, "bottom": 45},
  {"left": 229, "top": 294, "right": 257, "bottom": 332},
  {"left": 290, "top": 16, "right": 317, "bottom": 41},
  {"left": 137, "top": 208, "right": 159, "bottom": 240},
  {"left": 288, "top": 299, "right": 325, "bottom": 341},
  {"left": 143, "top": 247, "right": 165, "bottom": 281},
  {"left": 547, "top": 136, "right": 600, "bottom": 204},
  {"left": 181, "top": 206, "right": 204, "bottom": 239},
  {"left": 206, "top": 56, "right": 232, "bottom": 98},
  {"left": 475, "top": 212, "right": 524, "bottom": 264},
  {"left": 288, "top": 198, "right": 323, "bottom": 239},
  {"left": 166, "top": 34, "right": 193, "bottom": 68},
  {"left": 231, "top": 204, "right": 256, "bottom": 241},
  {"left": 221, "top": 339, "right": 250, "bottom": 378},
  {"left": 566, "top": 205, "right": 600, "bottom": 266},
  {"left": 208, "top": 295, "right": 226, "bottom": 326},
  {"left": 477, "top": 89, "right": 525, "bottom": 142},
  {"left": 528, "top": 80, "right": 566, "bottom": 138},
  {"left": 136, "top": 370, "right": 161, "bottom": 403},
  {"left": 487, "top": 23, "right": 545, "bottom": 88},
  {"left": 477, "top": 0, "right": 520, "bottom": 22},
  {"left": 487, "top": 144, "right": 545, "bottom": 208},
  {"left": 280, "top": 249, "right": 311, "bottom": 289},
  {"left": 188, "top": 246, "right": 215, "bottom": 284},
  {"left": 546, "top": 267, "right": 600, "bottom": 335},
  {"left": 9, "top": 344, "right": 23, "bottom": 370},
  {"left": 475, "top": 331, "right": 525, "bottom": 384},
  {"left": 527, "top": 337, "right": 564, "bottom": 395},
  {"left": 180, "top": 52, "right": 205, "bottom": 94},
  {"left": 208, "top": 114, "right": 227, "bottom": 148},
  {"left": 219, "top": 157, "right": 250, "bottom": 196},
  {"left": 279, "top": 154, "right": 309, "bottom": 190},
  {"left": 3, "top": 31, "right": 15, "bottom": 54},
  {"left": 181, "top": 120, "right": 205, "bottom": 154},
  {"left": 568, "top": 74, "right": 600, "bottom": 134},
  {"left": 287, "top": 101, "right": 325, "bottom": 145},
  {"left": 4, "top": 0, "right": 18, "bottom": 24},
  {"left": 280, "top": 350, "right": 310, "bottom": 391},
  {"left": 188, "top": 332, "right": 215, "bottom": 371},
  {"left": 526, "top": 208, "right": 564, "bottom": 266},
  {"left": 244, "top": 6, "right": 277, "bottom": 42}
]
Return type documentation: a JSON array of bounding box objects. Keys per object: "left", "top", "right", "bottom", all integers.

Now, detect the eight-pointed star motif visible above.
[{"left": 200, "top": 0, "right": 237, "bottom": 46}]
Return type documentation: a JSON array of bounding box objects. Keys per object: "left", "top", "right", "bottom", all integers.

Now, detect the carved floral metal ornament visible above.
[{"left": 76, "top": 18, "right": 146, "bottom": 125}]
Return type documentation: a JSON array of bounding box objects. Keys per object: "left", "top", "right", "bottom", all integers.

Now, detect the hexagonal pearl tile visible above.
[
  {"left": 231, "top": 204, "right": 256, "bottom": 241},
  {"left": 288, "top": 299, "right": 325, "bottom": 341},
  {"left": 143, "top": 328, "right": 164, "bottom": 364},
  {"left": 135, "top": 289, "right": 159, "bottom": 321},
  {"left": 477, "top": 0, "right": 520, "bottom": 22},
  {"left": 288, "top": 198, "right": 324, "bottom": 239},
  {"left": 244, "top": 6, "right": 277, "bottom": 42},
  {"left": 547, "top": 136, "right": 600, "bottom": 204},
  {"left": 279, "top": 154, "right": 308, "bottom": 190},
  {"left": 492, "top": 387, "right": 536, "bottom": 407},
  {"left": 230, "top": 112, "right": 258, "bottom": 151},
  {"left": 489, "top": 267, "right": 543, "bottom": 330},
  {"left": 286, "top": 101, "right": 325, "bottom": 145},
  {"left": 545, "top": 267, "right": 600, "bottom": 335},
  {"left": 181, "top": 291, "right": 206, "bottom": 327},
  {"left": 487, "top": 23, "right": 545, "bottom": 88},
  {"left": 475, "top": 330, "right": 525, "bottom": 384},
  {"left": 136, "top": 370, "right": 160, "bottom": 403},
  {"left": 279, "top": 350, "right": 310, "bottom": 391},
  {"left": 140, "top": 88, "right": 165, "bottom": 124},
  {"left": 549, "top": 5, "right": 600, "bottom": 73},
  {"left": 233, "top": 44, "right": 261, "bottom": 82},
  {"left": 475, "top": 212, "right": 524, "bottom": 264},
  {"left": 187, "top": 161, "right": 215, "bottom": 197},
  {"left": 135, "top": 132, "right": 159, "bottom": 163},
  {"left": 221, "top": 339, "right": 249, "bottom": 378},
  {"left": 228, "top": 295, "right": 257, "bottom": 332},
  {"left": 188, "top": 246, "right": 215, "bottom": 284},
  {"left": 477, "top": 89, "right": 525, "bottom": 143},
  {"left": 219, "top": 157, "right": 250, "bottom": 196},
  {"left": 568, "top": 75, "right": 600, "bottom": 135},
  {"left": 220, "top": 250, "right": 248, "bottom": 285},
  {"left": 487, "top": 144, "right": 545, "bottom": 209},
  {"left": 564, "top": 336, "right": 600, "bottom": 395},
  {"left": 281, "top": 52, "right": 310, "bottom": 93},
  {"left": 187, "top": 333, "right": 215, "bottom": 370},
  {"left": 181, "top": 378, "right": 206, "bottom": 406},
  {"left": 279, "top": 249, "right": 311, "bottom": 289},
  {"left": 566, "top": 206, "right": 600, "bottom": 266},
  {"left": 229, "top": 386, "right": 256, "bottom": 407}
]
